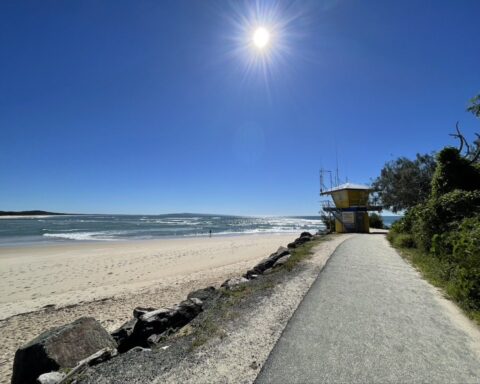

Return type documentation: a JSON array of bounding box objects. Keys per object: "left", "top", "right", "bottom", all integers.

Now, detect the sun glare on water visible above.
[{"left": 253, "top": 27, "right": 270, "bottom": 49}]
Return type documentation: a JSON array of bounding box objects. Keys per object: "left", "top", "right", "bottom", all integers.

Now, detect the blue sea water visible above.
[
  {"left": 0, "top": 214, "right": 324, "bottom": 247},
  {"left": 0, "top": 214, "right": 402, "bottom": 247},
  {"left": 382, "top": 215, "right": 401, "bottom": 228}
]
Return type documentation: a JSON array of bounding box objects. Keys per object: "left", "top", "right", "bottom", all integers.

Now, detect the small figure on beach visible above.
[{"left": 209, "top": 229, "right": 212, "bottom": 238}]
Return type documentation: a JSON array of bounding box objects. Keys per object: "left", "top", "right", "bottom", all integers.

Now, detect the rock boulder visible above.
[
  {"left": 113, "top": 299, "right": 204, "bottom": 352},
  {"left": 221, "top": 276, "right": 249, "bottom": 289},
  {"left": 244, "top": 247, "right": 290, "bottom": 278},
  {"left": 12, "top": 317, "right": 116, "bottom": 384},
  {"left": 133, "top": 306, "right": 156, "bottom": 319},
  {"left": 111, "top": 318, "right": 137, "bottom": 353},
  {"left": 36, "top": 371, "right": 66, "bottom": 384},
  {"left": 187, "top": 286, "right": 216, "bottom": 302},
  {"left": 273, "top": 254, "right": 291, "bottom": 267},
  {"left": 287, "top": 235, "right": 312, "bottom": 249}
]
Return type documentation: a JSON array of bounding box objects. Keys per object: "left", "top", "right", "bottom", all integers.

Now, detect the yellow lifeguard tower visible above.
[{"left": 320, "top": 183, "right": 382, "bottom": 233}]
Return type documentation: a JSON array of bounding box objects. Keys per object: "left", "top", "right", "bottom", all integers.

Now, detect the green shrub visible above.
[
  {"left": 397, "top": 216, "right": 480, "bottom": 313},
  {"left": 393, "top": 233, "right": 416, "bottom": 248},
  {"left": 320, "top": 214, "right": 335, "bottom": 233},
  {"left": 411, "top": 190, "right": 480, "bottom": 251},
  {"left": 447, "top": 217, "right": 480, "bottom": 310},
  {"left": 369, "top": 213, "right": 384, "bottom": 229},
  {"left": 389, "top": 205, "right": 422, "bottom": 234},
  {"left": 386, "top": 230, "right": 397, "bottom": 243}
]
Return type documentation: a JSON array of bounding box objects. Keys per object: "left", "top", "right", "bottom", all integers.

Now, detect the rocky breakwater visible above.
[{"left": 10, "top": 290, "right": 218, "bottom": 384}]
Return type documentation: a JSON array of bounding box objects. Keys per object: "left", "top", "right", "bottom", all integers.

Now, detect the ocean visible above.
[{"left": 0, "top": 214, "right": 402, "bottom": 247}]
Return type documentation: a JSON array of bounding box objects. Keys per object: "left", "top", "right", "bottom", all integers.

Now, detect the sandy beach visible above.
[{"left": 0, "top": 233, "right": 298, "bottom": 384}]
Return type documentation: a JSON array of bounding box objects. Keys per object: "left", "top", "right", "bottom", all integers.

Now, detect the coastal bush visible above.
[
  {"left": 390, "top": 197, "right": 480, "bottom": 315},
  {"left": 390, "top": 205, "right": 422, "bottom": 234},
  {"left": 447, "top": 217, "right": 480, "bottom": 310},
  {"left": 320, "top": 214, "right": 335, "bottom": 232},
  {"left": 412, "top": 190, "right": 480, "bottom": 251},
  {"left": 368, "top": 213, "right": 384, "bottom": 229},
  {"left": 393, "top": 233, "right": 416, "bottom": 248}
]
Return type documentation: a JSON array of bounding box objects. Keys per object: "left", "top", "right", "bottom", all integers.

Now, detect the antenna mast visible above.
[{"left": 335, "top": 147, "right": 340, "bottom": 186}]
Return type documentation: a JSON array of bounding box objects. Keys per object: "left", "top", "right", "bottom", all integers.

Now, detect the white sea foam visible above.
[
  {"left": 43, "top": 232, "right": 117, "bottom": 241},
  {"left": 186, "top": 226, "right": 324, "bottom": 237}
]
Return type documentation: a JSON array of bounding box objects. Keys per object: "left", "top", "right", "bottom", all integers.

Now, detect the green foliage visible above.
[
  {"left": 467, "top": 94, "right": 480, "bottom": 117},
  {"left": 283, "top": 238, "right": 322, "bottom": 271},
  {"left": 431, "top": 147, "right": 480, "bottom": 198},
  {"left": 447, "top": 217, "right": 480, "bottom": 310},
  {"left": 411, "top": 190, "right": 480, "bottom": 251},
  {"left": 390, "top": 194, "right": 480, "bottom": 316},
  {"left": 368, "top": 213, "right": 384, "bottom": 229},
  {"left": 390, "top": 205, "right": 422, "bottom": 234},
  {"left": 391, "top": 217, "right": 480, "bottom": 318},
  {"left": 372, "top": 153, "right": 436, "bottom": 212},
  {"left": 393, "top": 233, "right": 416, "bottom": 248},
  {"left": 320, "top": 213, "right": 335, "bottom": 233}
]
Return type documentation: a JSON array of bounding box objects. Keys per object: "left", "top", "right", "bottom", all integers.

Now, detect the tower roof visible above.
[{"left": 321, "top": 182, "right": 372, "bottom": 195}]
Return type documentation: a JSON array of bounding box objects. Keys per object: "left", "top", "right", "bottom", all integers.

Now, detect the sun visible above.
[{"left": 253, "top": 27, "right": 270, "bottom": 49}]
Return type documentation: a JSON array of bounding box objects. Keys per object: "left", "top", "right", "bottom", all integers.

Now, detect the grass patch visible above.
[
  {"left": 188, "top": 235, "right": 332, "bottom": 350},
  {"left": 189, "top": 279, "right": 276, "bottom": 350},
  {"left": 190, "top": 313, "right": 225, "bottom": 349},
  {"left": 283, "top": 236, "right": 330, "bottom": 271},
  {"left": 390, "top": 239, "right": 480, "bottom": 325}
]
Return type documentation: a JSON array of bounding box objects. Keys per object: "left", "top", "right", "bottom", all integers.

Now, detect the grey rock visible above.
[
  {"left": 111, "top": 318, "right": 137, "bottom": 353},
  {"left": 140, "top": 307, "right": 171, "bottom": 321},
  {"left": 133, "top": 306, "right": 156, "bottom": 319},
  {"left": 273, "top": 254, "right": 291, "bottom": 267},
  {"left": 78, "top": 347, "right": 118, "bottom": 367},
  {"left": 50, "top": 347, "right": 118, "bottom": 384},
  {"left": 115, "top": 299, "right": 204, "bottom": 352},
  {"left": 147, "top": 333, "right": 163, "bottom": 346},
  {"left": 245, "top": 247, "right": 290, "bottom": 277},
  {"left": 129, "top": 346, "right": 152, "bottom": 353},
  {"left": 187, "top": 286, "right": 216, "bottom": 302},
  {"left": 300, "top": 231, "right": 313, "bottom": 238},
  {"left": 146, "top": 328, "right": 174, "bottom": 347},
  {"left": 287, "top": 236, "right": 311, "bottom": 249},
  {"left": 12, "top": 317, "right": 116, "bottom": 384},
  {"left": 37, "top": 371, "right": 65, "bottom": 384},
  {"left": 221, "top": 276, "right": 249, "bottom": 289}
]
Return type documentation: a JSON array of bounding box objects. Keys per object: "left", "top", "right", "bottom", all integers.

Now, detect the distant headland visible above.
[{"left": 0, "top": 210, "right": 66, "bottom": 217}]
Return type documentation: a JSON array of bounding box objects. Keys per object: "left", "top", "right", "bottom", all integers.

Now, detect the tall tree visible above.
[{"left": 372, "top": 154, "right": 436, "bottom": 213}]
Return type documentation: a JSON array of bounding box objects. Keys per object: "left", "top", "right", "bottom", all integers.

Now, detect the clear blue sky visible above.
[{"left": 1, "top": 0, "right": 479, "bottom": 215}]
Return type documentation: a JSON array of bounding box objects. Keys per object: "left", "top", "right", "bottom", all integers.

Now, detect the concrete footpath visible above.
[{"left": 256, "top": 234, "right": 480, "bottom": 384}]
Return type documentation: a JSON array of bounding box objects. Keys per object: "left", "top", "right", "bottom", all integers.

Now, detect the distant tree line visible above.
[{"left": 0, "top": 210, "right": 64, "bottom": 216}]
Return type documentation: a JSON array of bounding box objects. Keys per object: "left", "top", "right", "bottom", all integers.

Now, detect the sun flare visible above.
[
  {"left": 253, "top": 27, "right": 270, "bottom": 49},
  {"left": 224, "top": 1, "right": 305, "bottom": 86}
]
